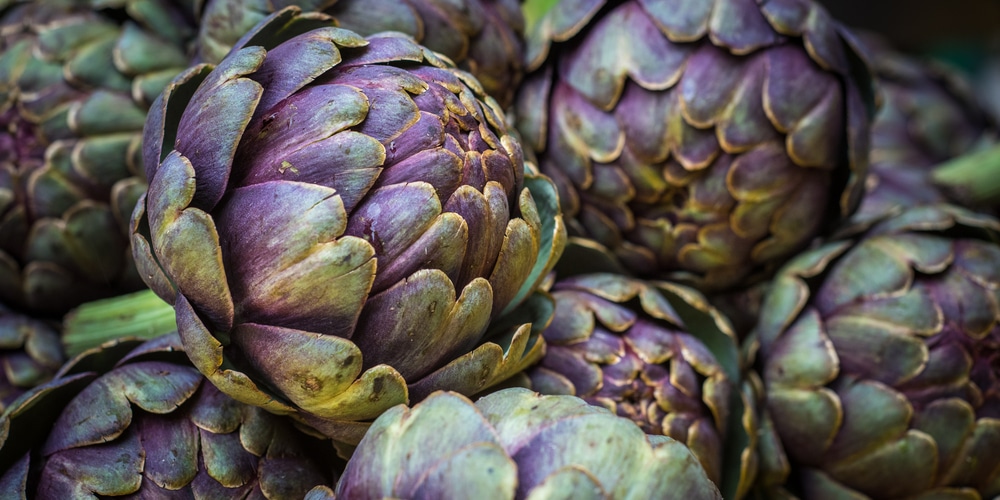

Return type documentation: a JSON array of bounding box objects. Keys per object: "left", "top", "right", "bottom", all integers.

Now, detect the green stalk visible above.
[
  {"left": 931, "top": 143, "right": 1000, "bottom": 207},
  {"left": 522, "top": 0, "right": 560, "bottom": 31},
  {"left": 62, "top": 289, "right": 177, "bottom": 357}
]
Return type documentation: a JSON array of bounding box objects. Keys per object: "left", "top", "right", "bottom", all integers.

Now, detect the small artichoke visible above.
[
  {"left": 0, "top": 301, "right": 63, "bottom": 410},
  {"left": 196, "top": 0, "right": 525, "bottom": 108},
  {"left": 526, "top": 273, "right": 740, "bottom": 490},
  {"left": 753, "top": 204, "right": 1000, "bottom": 498},
  {"left": 0, "top": 0, "right": 197, "bottom": 316},
  {"left": 0, "top": 334, "right": 337, "bottom": 498},
  {"left": 853, "top": 35, "right": 998, "bottom": 224},
  {"left": 132, "top": 8, "right": 565, "bottom": 442},
  {"left": 516, "top": 0, "right": 875, "bottom": 292},
  {"left": 335, "top": 388, "right": 722, "bottom": 499}
]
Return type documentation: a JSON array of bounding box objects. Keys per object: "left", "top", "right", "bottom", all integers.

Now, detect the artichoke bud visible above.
[
  {"left": 0, "top": 0, "right": 199, "bottom": 317},
  {"left": 335, "top": 388, "right": 723, "bottom": 499},
  {"left": 0, "top": 333, "right": 338, "bottom": 497},
  {"left": 0, "top": 302, "right": 63, "bottom": 411},
  {"left": 133, "top": 7, "right": 565, "bottom": 442},
  {"left": 753, "top": 204, "right": 1000, "bottom": 499},
  {"left": 525, "top": 272, "right": 756, "bottom": 495},
  {"left": 515, "top": 0, "right": 877, "bottom": 292}
]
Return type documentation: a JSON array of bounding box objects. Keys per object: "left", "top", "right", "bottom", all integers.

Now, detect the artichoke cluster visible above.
[{"left": 0, "top": 0, "right": 998, "bottom": 498}]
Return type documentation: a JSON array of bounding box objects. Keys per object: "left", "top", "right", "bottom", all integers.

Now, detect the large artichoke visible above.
[
  {"left": 852, "top": 35, "right": 998, "bottom": 225},
  {"left": 335, "top": 388, "right": 722, "bottom": 499},
  {"left": 0, "top": 333, "right": 337, "bottom": 498},
  {"left": 0, "top": 0, "right": 197, "bottom": 316},
  {"left": 0, "top": 301, "right": 62, "bottom": 410},
  {"left": 132, "top": 8, "right": 565, "bottom": 443},
  {"left": 525, "top": 272, "right": 744, "bottom": 492},
  {"left": 195, "top": 0, "right": 525, "bottom": 108},
  {"left": 752, "top": 204, "right": 1000, "bottom": 498},
  {"left": 516, "top": 0, "right": 875, "bottom": 292}
]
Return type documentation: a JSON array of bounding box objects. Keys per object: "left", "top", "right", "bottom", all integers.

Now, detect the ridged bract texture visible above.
[
  {"left": 752, "top": 204, "right": 1000, "bottom": 498},
  {"left": 852, "top": 35, "right": 998, "bottom": 225},
  {"left": 0, "top": 334, "right": 337, "bottom": 498},
  {"left": 195, "top": 0, "right": 525, "bottom": 108},
  {"left": 335, "top": 388, "right": 722, "bottom": 499},
  {"left": 526, "top": 273, "right": 737, "bottom": 488},
  {"left": 0, "top": 301, "right": 63, "bottom": 410},
  {"left": 0, "top": 0, "right": 197, "bottom": 316},
  {"left": 516, "top": 0, "right": 875, "bottom": 292},
  {"left": 132, "top": 8, "right": 565, "bottom": 443}
]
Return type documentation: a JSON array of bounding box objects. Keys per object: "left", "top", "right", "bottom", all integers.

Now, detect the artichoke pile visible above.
[{"left": 0, "top": 0, "right": 998, "bottom": 499}]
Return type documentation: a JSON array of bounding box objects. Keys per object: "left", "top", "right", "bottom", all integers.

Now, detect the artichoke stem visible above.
[
  {"left": 62, "top": 289, "right": 178, "bottom": 357},
  {"left": 931, "top": 142, "right": 1000, "bottom": 206}
]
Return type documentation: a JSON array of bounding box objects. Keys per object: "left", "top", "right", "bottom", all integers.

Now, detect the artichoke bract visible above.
[
  {"left": 0, "top": 334, "right": 337, "bottom": 498},
  {"left": 526, "top": 273, "right": 740, "bottom": 490},
  {"left": 851, "top": 35, "right": 997, "bottom": 225},
  {"left": 335, "top": 388, "right": 722, "bottom": 499},
  {"left": 196, "top": 0, "right": 525, "bottom": 108},
  {"left": 132, "top": 7, "right": 565, "bottom": 443},
  {"left": 0, "top": 302, "right": 63, "bottom": 410},
  {"left": 516, "top": 0, "right": 875, "bottom": 292},
  {"left": 752, "top": 204, "right": 1000, "bottom": 498},
  {"left": 0, "top": 0, "right": 197, "bottom": 316}
]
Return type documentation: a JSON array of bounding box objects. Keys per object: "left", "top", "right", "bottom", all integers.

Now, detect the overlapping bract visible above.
[
  {"left": 196, "top": 0, "right": 525, "bottom": 108},
  {"left": 526, "top": 273, "right": 736, "bottom": 487},
  {"left": 0, "top": 302, "right": 62, "bottom": 409},
  {"left": 516, "top": 0, "right": 874, "bottom": 291},
  {"left": 132, "top": 8, "right": 565, "bottom": 442},
  {"left": 852, "top": 35, "right": 998, "bottom": 225},
  {"left": 0, "top": 334, "right": 336, "bottom": 498},
  {"left": 0, "top": 0, "right": 196, "bottom": 316},
  {"left": 753, "top": 204, "right": 1000, "bottom": 498},
  {"left": 335, "top": 388, "right": 722, "bottom": 499}
]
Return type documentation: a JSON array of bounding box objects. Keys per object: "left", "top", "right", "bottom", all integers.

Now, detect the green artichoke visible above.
[
  {"left": 0, "top": 301, "right": 63, "bottom": 410},
  {"left": 0, "top": 333, "right": 337, "bottom": 498},
  {"left": 752, "top": 204, "right": 1000, "bottom": 498},
  {"left": 525, "top": 273, "right": 744, "bottom": 491},
  {"left": 516, "top": 0, "right": 875, "bottom": 292},
  {"left": 0, "top": 0, "right": 197, "bottom": 316},
  {"left": 132, "top": 7, "right": 565, "bottom": 443},
  {"left": 852, "top": 34, "right": 998, "bottom": 225},
  {"left": 335, "top": 388, "right": 722, "bottom": 499},
  {"left": 195, "top": 0, "right": 525, "bottom": 108}
]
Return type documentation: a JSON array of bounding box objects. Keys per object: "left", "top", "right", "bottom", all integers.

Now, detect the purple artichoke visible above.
[
  {"left": 195, "top": 0, "right": 525, "bottom": 108},
  {"left": 752, "top": 204, "right": 1000, "bottom": 498},
  {"left": 516, "top": 0, "right": 875, "bottom": 292},
  {"left": 132, "top": 8, "right": 565, "bottom": 442},
  {"left": 0, "top": 334, "right": 337, "bottom": 498},
  {"left": 0, "top": 301, "right": 63, "bottom": 410}
]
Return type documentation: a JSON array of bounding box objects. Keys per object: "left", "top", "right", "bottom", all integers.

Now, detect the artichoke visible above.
[
  {"left": 525, "top": 273, "right": 742, "bottom": 491},
  {"left": 0, "top": 301, "right": 63, "bottom": 410},
  {"left": 335, "top": 388, "right": 723, "bottom": 499},
  {"left": 516, "top": 0, "right": 875, "bottom": 292},
  {"left": 132, "top": 7, "right": 565, "bottom": 443},
  {"left": 0, "top": 333, "right": 337, "bottom": 498},
  {"left": 852, "top": 35, "right": 998, "bottom": 225},
  {"left": 0, "top": 0, "right": 197, "bottom": 316},
  {"left": 196, "top": 0, "right": 525, "bottom": 108},
  {"left": 752, "top": 204, "right": 1000, "bottom": 498}
]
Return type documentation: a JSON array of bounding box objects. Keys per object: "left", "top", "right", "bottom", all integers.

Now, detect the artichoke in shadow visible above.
[
  {"left": 0, "top": 333, "right": 337, "bottom": 498},
  {"left": 516, "top": 0, "right": 876, "bottom": 292},
  {"left": 752, "top": 204, "right": 1000, "bottom": 498},
  {"left": 525, "top": 272, "right": 754, "bottom": 496},
  {"left": 0, "top": 301, "right": 62, "bottom": 410},
  {"left": 195, "top": 0, "right": 525, "bottom": 108},
  {"left": 132, "top": 7, "right": 565, "bottom": 443},
  {"left": 335, "top": 388, "right": 722, "bottom": 499},
  {"left": 0, "top": 0, "right": 197, "bottom": 316},
  {"left": 852, "top": 34, "right": 998, "bottom": 225}
]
